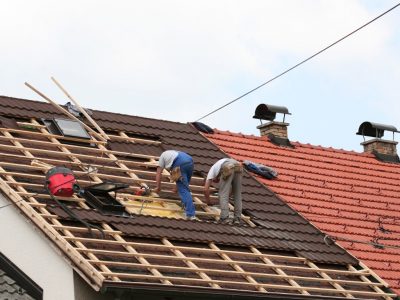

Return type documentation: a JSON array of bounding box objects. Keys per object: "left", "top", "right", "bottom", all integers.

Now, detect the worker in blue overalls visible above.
[{"left": 155, "top": 150, "right": 196, "bottom": 220}]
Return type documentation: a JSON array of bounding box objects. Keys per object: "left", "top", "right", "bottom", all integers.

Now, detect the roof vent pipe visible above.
[
  {"left": 356, "top": 122, "right": 399, "bottom": 160},
  {"left": 253, "top": 104, "right": 291, "bottom": 139}
]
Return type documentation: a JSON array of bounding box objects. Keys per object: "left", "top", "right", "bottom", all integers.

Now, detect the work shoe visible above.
[
  {"left": 218, "top": 217, "right": 231, "bottom": 224},
  {"left": 186, "top": 216, "right": 196, "bottom": 221},
  {"left": 232, "top": 218, "right": 241, "bottom": 225}
]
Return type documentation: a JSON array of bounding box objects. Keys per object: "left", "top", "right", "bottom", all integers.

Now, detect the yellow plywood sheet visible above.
[{"left": 124, "top": 199, "right": 184, "bottom": 218}]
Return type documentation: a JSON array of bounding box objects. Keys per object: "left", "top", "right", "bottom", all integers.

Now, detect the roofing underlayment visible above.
[
  {"left": 206, "top": 129, "right": 400, "bottom": 295},
  {"left": 0, "top": 96, "right": 396, "bottom": 299}
]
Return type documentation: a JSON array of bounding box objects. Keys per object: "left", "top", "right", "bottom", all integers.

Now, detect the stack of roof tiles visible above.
[{"left": 206, "top": 129, "right": 400, "bottom": 295}]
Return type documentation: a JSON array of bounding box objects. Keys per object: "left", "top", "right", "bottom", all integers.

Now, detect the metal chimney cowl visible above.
[
  {"left": 357, "top": 121, "right": 399, "bottom": 156},
  {"left": 253, "top": 104, "right": 290, "bottom": 139}
]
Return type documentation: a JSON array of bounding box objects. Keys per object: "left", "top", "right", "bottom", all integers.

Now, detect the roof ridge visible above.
[{"left": 0, "top": 95, "right": 189, "bottom": 127}]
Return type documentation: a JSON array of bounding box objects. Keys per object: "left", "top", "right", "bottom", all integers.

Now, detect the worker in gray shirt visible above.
[
  {"left": 155, "top": 150, "right": 196, "bottom": 219},
  {"left": 204, "top": 158, "right": 243, "bottom": 224}
]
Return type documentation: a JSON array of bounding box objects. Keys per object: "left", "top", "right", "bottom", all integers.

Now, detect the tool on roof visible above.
[
  {"left": 80, "top": 182, "right": 128, "bottom": 216},
  {"left": 24, "top": 82, "right": 107, "bottom": 142},
  {"left": 134, "top": 186, "right": 151, "bottom": 197},
  {"left": 43, "top": 166, "right": 105, "bottom": 238},
  {"left": 51, "top": 77, "right": 110, "bottom": 141},
  {"left": 45, "top": 166, "right": 78, "bottom": 197}
]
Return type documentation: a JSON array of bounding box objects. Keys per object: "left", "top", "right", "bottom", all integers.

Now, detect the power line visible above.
[{"left": 196, "top": 2, "right": 400, "bottom": 122}]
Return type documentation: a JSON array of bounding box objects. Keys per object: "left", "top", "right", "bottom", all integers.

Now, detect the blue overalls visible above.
[{"left": 171, "top": 152, "right": 196, "bottom": 217}]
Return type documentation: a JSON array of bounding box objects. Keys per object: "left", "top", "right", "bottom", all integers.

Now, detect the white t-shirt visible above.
[
  {"left": 158, "top": 150, "right": 179, "bottom": 169},
  {"left": 206, "top": 158, "right": 229, "bottom": 180}
]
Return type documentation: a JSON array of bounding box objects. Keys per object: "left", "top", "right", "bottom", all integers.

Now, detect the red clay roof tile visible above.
[{"left": 207, "top": 128, "right": 400, "bottom": 295}]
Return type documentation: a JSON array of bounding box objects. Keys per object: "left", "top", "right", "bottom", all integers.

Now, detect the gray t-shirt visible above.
[
  {"left": 206, "top": 158, "right": 229, "bottom": 180},
  {"left": 158, "top": 150, "right": 179, "bottom": 169}
]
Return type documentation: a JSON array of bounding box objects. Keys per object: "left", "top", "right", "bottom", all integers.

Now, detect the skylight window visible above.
[
  {"left": 43, "top": 118, "right": 91, "bottom": 139},
  {"left": 53, "top": 119, "right": 91, "bottom": 139}
]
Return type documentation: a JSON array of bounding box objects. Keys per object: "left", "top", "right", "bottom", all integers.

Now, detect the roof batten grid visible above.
[
  {"left": 0, "top": 128, "right": 105, "bottom": 289},
  {"left": 0, "top": 118, "right": 395, "bottom": 298},
  {"left": 28, "top": 118, "right": 121, "bottom": 283}
]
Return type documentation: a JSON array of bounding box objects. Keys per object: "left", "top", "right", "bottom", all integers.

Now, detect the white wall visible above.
[{"left": 0, "top": 194, "right": 75, "bottom": 300}]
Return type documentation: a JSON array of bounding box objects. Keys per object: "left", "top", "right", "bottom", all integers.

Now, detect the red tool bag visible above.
[{"left": 46, "top": 166, "right": 76, "bottom": 197}]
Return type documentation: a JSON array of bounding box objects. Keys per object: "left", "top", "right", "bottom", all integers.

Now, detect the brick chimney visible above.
[
  {"left": 361, "top": 138, "right": 397, "bottom": 156},
  {"left": 257, "top": 121, "right": 289, "bottom": 139},
  {"left": 357, "top": 122, "right": 399, "bottom": 162}
]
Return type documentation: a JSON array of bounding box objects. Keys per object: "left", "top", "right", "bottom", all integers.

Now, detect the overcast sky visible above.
[{"left": 1, "top": 0, "right": 399, "bottom": 151}]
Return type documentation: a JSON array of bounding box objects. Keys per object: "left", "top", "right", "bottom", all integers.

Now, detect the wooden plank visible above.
[
  {"left": 75, "top": 248, "right": 371, "bottom": 276},
  {"left": 98, "top": 272, "right": 397, "bottom": 297},
  {"left": 115, "top": 132, "right": 161, "bottom": 145},
  {"left": 88, "top": 259, "right": 384, "bottom": 287},
  {"left": 208, "top": 243, "right": 267, "bottom": 292},
  {"left": 101, "top": 224, "right": 172, "bottom": 285},
  {"left": 24, "top": 82, "right": 107, "bottom": 142},
  {"left": 250, "top": 246, "right": 308, "bottom": 295},
  {"left": 0, "top": 126, "right": 106, "bottom": 145},
  {"left": 63, "top": 236, "right": 306, "bottom": 262},
  {"left": 52, "top": 225, "right": 122, "bottom": 235},
  {"left": 0, "top": 135, "right": 158, "bottom": 161},
  {"left": 305, "top": 261, "right": 353, "bottom": 298},
  {"left": 162, "top": 238, "right": 221, "bottom": 289},
  {"left": 51, "top": 76, "right": 111, "bottom": 140},
  {"left": 348, "top": 264, "right": 393, "bottom": 300}
]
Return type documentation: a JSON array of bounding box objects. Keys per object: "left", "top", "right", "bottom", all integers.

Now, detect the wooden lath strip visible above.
[
  {"left": 1, "top": 126, "right": 105, "bottom": 145},
  {"left": 249, "top": 246, "right": 308, "bottom": 295},
  {"left": 208, "top": 243, "right": 267, "bottom": 292},
  {"left": 51, "top": 76, "right": 111, "bottom": 141},
  {"left": 16, "top": 121, "right": 161, "bottom": 145},
  {"left": 0, "top": 152, "right": 204, "bottom": 182},
  {"left": 88, "top": 259, "right": 384, "bottom": 287},
  {"left": 116, "top": 131, "right": 161, "bottom": 145},
  {"left": 101, "top": 224, "right": 172, "bottom": 285},
  {"left": 348, "top": 264, "right": 393, "bottom": 300},
  {"left": 74, "top": 248, "right": 371, "bottom": 276},
  {"left": 0, "top": 136, "right": 158, "bottom": 162},
  {"left": 62, "top": 236, "right": 306, "bottom": 262},
  {"left": 25, "top": 82, "right": 107, "bottom": 142},
  {"left": 162, "top": 238, "right": 221, "bottom": 289},
  {"left": 305, "top": 260, "right": 354, "bottom": 299},
  {"left": 98, "top": 272, "right": 397, "bottom": 298},
  {"left": 0, "top": 166, "right": 205, "bottom": 192}
]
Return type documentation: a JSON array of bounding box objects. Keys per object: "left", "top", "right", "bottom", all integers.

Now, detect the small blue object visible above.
[{"left": 243, "top": 160, "right": 278, "bottom": 179}]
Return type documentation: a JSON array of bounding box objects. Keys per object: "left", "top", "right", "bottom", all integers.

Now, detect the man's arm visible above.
[
  {"left": 155, "top": 167, "right": 163, "bottom": 193},
  {"left": 204, "top": 179, "right": 212, "bottom": 205}
]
